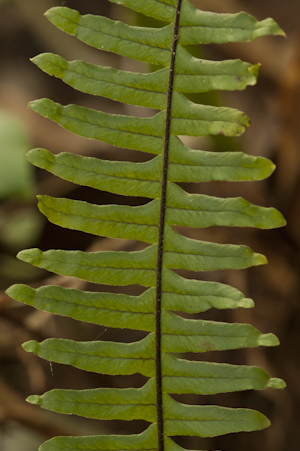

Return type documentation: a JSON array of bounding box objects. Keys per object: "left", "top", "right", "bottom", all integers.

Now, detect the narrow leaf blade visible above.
[
  {"left": 29, "top": 99, "right": 165, "bottom": 155},
  {"left": 39, "top": 424, "right": 158, "bottom": 451},
  {"left": 168, "top": 137, "right": 276, "bottom": 182},
  {"left": 162, "top": 353, "right": 286, "bottom": 394},
  {"left": 164, "top": 228, "right": 267, "bottom": 272},
  {"left": 38, "top": 195, "right": 159, "bottom": 243},
  {"left": 7, "top": 284, "right": 155, "bottom": 331},
  {"left": 23, "top": 335, "right": 156, "bottom": 377},
  {"left": 45, "top": 7, "right": 172, "bottom": 66},
  {"left": 26, "top": 148, "right": 162, "bottom": 199},
  {"left": 17, "top": 246, "right": 157, "bottom": 287},
  {"left": 166, "top": 184, "right": 286, "bottom": 229},
  {"left": 32, "top": 53, "right": 168, "bottom": 110},
  {"left": 162, "top": 310, "right": 279, "bottom": 353},
  {"left": 27, "top": 380, "right": 157, "bottom": 422},
  {"left": 162, "top": 268, "right": 254, "bottom": 313},
  {"left": 175, "top": 46, "right": 259, "bottom": 93},
  {"left": 179, "top": 1, "right": 285, "bottom": 45},
  {"left": 164, "top": 394, "right": 270, "bottom": 437}
]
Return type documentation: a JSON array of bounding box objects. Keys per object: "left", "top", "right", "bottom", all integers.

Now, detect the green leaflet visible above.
[
  {"left": 47, "top": 3, "right": 284, "bottom": 55},
  {"left": 109, "top": 0, "right": 285, "bottom": 46},
  {"left": 32, "top": 50, "right": 258, "bottom": 112},
  {"left": 164, "top": 227, "right": 267, "bottom": 271},
  {"left": 168, "top": 140, "right": 276, "bottom": 182},
  {"left": 174, "top": 47, "right": 260, "bottom": 93},
  {"left": 6, "top": 275, "right": 253, "bottom": 327},
  {"left": 45, "top": 7, "right": 173, "bottom": 66},
  {"left": 161, "top": 268, "right": 254, "bottom": 312},
  {"left": 17, "top": 245, "right": 157, "bottom": 287},
  {"left": 7, "top": 284, "right": 155, "bottom": 331},
  {"left": 29, "top": 99, "right": 165, "bottom": 155},
  {"left": 22, "top": 337, "right": 285, "bottom": 390},
  {"left": 26, "top": 148, "right": 163, "bottom": 198},
  {"left": 6, "top": 1, "right": 286, "bottom": 450},
  {"left": 28, "top": 378, "right": 157, "bottom": 422},
  {"left": 162, "top": 353, "right": 285, "bottom": 394},
  {"left": 161, "top": 310, "right": 279, "bottom": 353},
  {"left": 38, "top": 424, "right": 158, "bottom": 451},
  {"left": 109, "top": 0, "right": 177, "bottom": 23},
  {"left": 36, "top": 190, "right": 284, "bottom": 249},
  {"left": 27, "top": 145, "right": 276, "bottom": 199},
  {"left": 17, "top": 233, "right": 265, "bottom": 278},
  {"left": 177, "top": 0, "right": 284, "bottom": 44},
  {"left": 170, "top": 92, "right": 250, "bottom": 137},
  {"left": 165, "top": 184, "right": 285, "bottom": 230},
  {"left": 32, "top": 53, "right": 168, "bottom": 110},
  {"left": 23, "top": 335, "right": 156, "bottom": 377},
  {"left": 30, "top": 96, "right": 248, "bottom": 154},
  {"left": 37, "top": 195, "right": 160, "bottom": 243},
  {"left": 163, "top": 395, "right": 270, "bottom": 437}
]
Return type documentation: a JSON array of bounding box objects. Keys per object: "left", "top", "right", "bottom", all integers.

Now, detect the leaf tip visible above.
[
  {"left": 242, "top": 297, "right": 255, "bottom": 309},
  {"left": 254, "top": 252, "right": 268, "bottom": 266},
  {"left": 268, "top": 377, "right": 286, "bottom": 390},
  {"left": 17, "top": 248, "right": 42, "bottom": 266},
  {"left": 45, "top": 6, "right": 80, "bottom": 35},
  {"left": 256, "top": 17, "right": 286, "bottom": 38},
  {"left": 258, "top": 333, "right": 280, "bottom": 347},
  {"left": 26, "top": 394, "right": 42, "bottom": 406},
  {"left": 22, "top": 340, "right": 39, "bottom": 354},
  {"left": 25, "top": 148, "right": 37, "bottom": 162},
  {"left": 274, "top": 211, "right": 287, "bottom": 228},
  {"left": 30, "top": 56, "right": 38, "bottom": 65},
  {"left": 5, "top": 284, "right": 35, "bottom": 305},
  {"left": 249, "top": 63, "right": 260, "bottom": 79},
  {"left": 5, "top": 284, "right": 16, "bottom": 300},
  {"left": 28, "top": 99, "right": 42, "bottom": 113},
  {"left": 26, "top": 148, "right": 55, "bottom": 170}
]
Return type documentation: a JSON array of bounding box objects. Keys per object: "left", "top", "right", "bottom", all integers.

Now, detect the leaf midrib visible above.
[
  {"left": 41, "top": 346, "right": 155, "bottom": 360},
  {"left": 58, "top": 111, "right": 165, "bottom": 139},
  {"left": 39, "top": 257, "right": 156, "bottom": 270},
  {"left": 50, "top": 60, "right": 167, "bottom": 95},
  {"left": 37, "top": 293, "right": 155, "bottom": 314}
]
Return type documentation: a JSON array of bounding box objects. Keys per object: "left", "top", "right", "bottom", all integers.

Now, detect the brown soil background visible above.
[{"left": 0, "top": 1, "right": 299, "bottom": 450}]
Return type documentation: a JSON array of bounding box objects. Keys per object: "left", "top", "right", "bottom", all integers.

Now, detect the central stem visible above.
[{"left": 155, "top": 1, "right": 182, "bottom": 450}]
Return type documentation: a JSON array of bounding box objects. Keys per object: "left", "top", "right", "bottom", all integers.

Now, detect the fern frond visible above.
[{"left": 6, "top": 1, "right": 286, "bottom": 450}]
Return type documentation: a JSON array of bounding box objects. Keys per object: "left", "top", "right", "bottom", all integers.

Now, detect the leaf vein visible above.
[
  {"left": 44, "top": 347, "right": 155, "bottom": 361},
  {"left": 59, "top": 111, "right": 164, "bottom": 140},
  {"left": 52, "top": 61, "right": 166, "bottom": 96},
  {"left": 50, "top": 160, "right": 160, "bottom": 184},
  {"left": 167, "top": 205, "right": 267, "bottom": 220},
  {"left": 48, "top": 210, "right": 158, "bottom": 227}
]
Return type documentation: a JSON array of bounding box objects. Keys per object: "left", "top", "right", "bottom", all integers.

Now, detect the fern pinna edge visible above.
[{"left": 6, "top": 0, "right": 286, "bottom": 450}]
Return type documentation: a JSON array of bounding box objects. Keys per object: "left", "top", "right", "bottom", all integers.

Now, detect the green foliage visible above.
[
  {"left": 0, "top": 110, "right": 34, "bottom": 200},
  {"left": 6, "top": 1, "right": 286, "bottom": 450}
]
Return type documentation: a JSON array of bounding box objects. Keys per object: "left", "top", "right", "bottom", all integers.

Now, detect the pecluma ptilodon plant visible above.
[{"left": 6, "top": 1, "right": 286, "bottom": 450}]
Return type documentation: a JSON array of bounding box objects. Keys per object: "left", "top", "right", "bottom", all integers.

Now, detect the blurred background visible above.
[{"left": 0, "top": 0, "right": 299, "bottom": 450}]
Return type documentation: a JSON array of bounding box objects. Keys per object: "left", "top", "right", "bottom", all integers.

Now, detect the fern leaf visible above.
[
  {"left": 10, "top": 284, "right": 155, "bottom": 331},
  {"left": 32, "top": 52, "right": 259, "bottom": 104},
  {"left": 163, "top": 398, "right": 270, "bottom": 437},
  {"left": 30, "top": 99, "right": 165, "bottom": 154},
  {"left": 23, "top": 335, "right": 156, "bottom": 376},
  {"left": 38, "top": 195, "right": 160, "bottom": 243},
  {"left": 162, "top": 353, "right": 285, "bottom": 394},
  {"left": 161, "top": 310, "right": 278, "bottom": 352},
  {"left": 18, "top": 245, "right": 157, "bottom": 286},
  {"left": 38, "top": 425, "right": 158, "bottom": 451},
  {"left": 6, "top": 1, "right": 286, "bottom": 450},
  {"left": 28, "top": 379, "right": 157, "bottom": 422}
]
